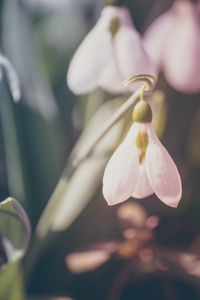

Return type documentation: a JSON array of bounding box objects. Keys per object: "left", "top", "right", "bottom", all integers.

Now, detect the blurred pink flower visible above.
[
  {"left": 103, "top": 122, "right": 182, "bottom": 207},
  {"left": 144, "top": 0, "right": 200, "bottom": 94},
  {"left": 67, "top": 6, "right": 156, "bottom": 95}
]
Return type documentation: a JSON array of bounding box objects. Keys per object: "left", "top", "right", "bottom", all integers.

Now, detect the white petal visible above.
[
  {"left": 115, "top": 25, "right": 157, "bottom": 90},
  {"left": 145, "top": 124, "right": 182, "bottom": 207},
  {"left": 98, "top": 44, "right": 126, "bottom": 94},
  {"left": 103, "top": 124, "right": 139, "bottom": 205},
  {"left": 132, "top": 163, "right": 154, "bottom": 199},
  {"left": 99, "top": 6, "right": 142, "bottom": 94},
  {"left": 67, "top": 8, "right": 113, "bottom": 95}
]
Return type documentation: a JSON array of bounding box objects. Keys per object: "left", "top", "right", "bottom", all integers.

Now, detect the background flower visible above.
[
  {"left": 67, "top": 5, "right": 157, "bottom": 95},
  {"left": 144, "top": 0, "right": 200, "bottom": 94}
]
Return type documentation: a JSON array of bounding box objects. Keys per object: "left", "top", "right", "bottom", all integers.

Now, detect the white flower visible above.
[
  {"left": 103, "top": 121, "right": 182, "bottom": 208},
  {"left": 67, "top": 6, "right": 157, "bottom": 95},
  {"left": 144, "top": 0, "right": 200, "bottom": 94}
]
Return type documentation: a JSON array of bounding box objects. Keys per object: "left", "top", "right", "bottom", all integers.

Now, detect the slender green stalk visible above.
[
  {"left": 0, "top": 80, "right": 26, "bottom": 205},
  {"left": 35, "top": 87, "right": 142, "bottom": 239},
  {"left": 107, "top": 262, "right": 133, "bottom": 300},
  {"left": 25, "top": 78, "right": 154, "bottom": 281}
]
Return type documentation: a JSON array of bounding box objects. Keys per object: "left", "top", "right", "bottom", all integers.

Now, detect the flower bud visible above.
[
  {"left": 132, "top": 101, "right": 152, "bottom": 123},
  {"left": 105, "top": 0, "right": 124, "bottom": 6}
]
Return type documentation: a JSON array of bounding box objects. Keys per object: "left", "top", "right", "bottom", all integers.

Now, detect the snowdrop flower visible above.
[
  {"left": 103, "top": 100, "right": 182, "bottom": 208},
  {"left": 144, "top": 0, "right": 200, "bottom": 94},
  {"left": 67, "top": 5, "right": 156, "bottom": 95}
]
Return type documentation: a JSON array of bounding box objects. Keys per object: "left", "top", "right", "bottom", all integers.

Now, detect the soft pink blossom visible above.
[
  {"left": 144, "top": 0, "right": 200, "bottom": 94},
  {"left": 103, "top": 122, "right": 182, "bottom": 207},
  {"left": 67, "top": 6, "right": 156, "bottom": 95}
]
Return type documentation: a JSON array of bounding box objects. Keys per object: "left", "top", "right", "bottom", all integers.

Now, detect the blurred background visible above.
[{"left": 1, "top": 0, "right": 200, "bottom": 299}]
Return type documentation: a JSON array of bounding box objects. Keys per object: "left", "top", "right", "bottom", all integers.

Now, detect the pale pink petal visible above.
[
  {"left": 115, "top": 25, "right": 157, "bottom": 90},
  {"left": 67, "top": 7, "right": 114, "bottom": 95},
  {"left": 145, "top": 123, "right": 182, "bottom": 207},
  {"left": 163, "top": 1, "right": 200, "bottom": 93},
  {"left": 144, "top": 1, "right": 200, "bottom": 93},
  {"left": 143, "top": 8, "right": 174, "bottom": 69},
  {"left": 132, "top": 163, "right": 154, "bottom": 199},
  {"left": 98, "top": 6, "right": 139, "bottom": 94},
  {"left": 66, "top": 249, "right": 111, "bottom": 274},
  {"left": 103, "top": 124, "right": 139, "bottom": 205},
  {"left": 98, "top": 44, "right": 126, "bottom": 94}
]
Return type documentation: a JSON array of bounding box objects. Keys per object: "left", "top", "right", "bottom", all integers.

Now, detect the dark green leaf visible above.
[{"left": 0, "top": 197, "right": 31, "bottom": 300}]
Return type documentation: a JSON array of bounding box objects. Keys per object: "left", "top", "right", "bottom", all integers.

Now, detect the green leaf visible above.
[
  {"left": 0, "top": 80, "right": 27, "bottom": 205},
  {"left": 2, "top": 0, "right": 58, "bottom": 120},
  {"left": 37, "top": 97, "right": 125, "bottom": 235},
  {"left": 0, "top": 197, "right": 31, "bottom": 300},
  {"left": 0, "top": 259, "right": 25, "bottom": 300},
  {"left": 0, "top": 197, "right": 31, "bottom": 250},
  {"left": 148, "top": 89, "right": 168, "bottom": 139},
  {"left": 186, "top": 108, "right": 200, "bottom": 167}
]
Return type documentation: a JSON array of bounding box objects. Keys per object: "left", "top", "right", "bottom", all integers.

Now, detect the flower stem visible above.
[
  {"left": 25, "top": 78, "right": 153, "bottom": 282},
  {"left": 35, "top": 87, "right": 142, "bottom": 239},
  {"left": 124, "top": 74, "right": 154, "bottom": 102},
  {"left": 107, "top": 262, "right": 133, "bottom": 300}
]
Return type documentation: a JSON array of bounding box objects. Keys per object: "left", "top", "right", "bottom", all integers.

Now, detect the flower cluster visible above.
[
  {"left": 67, "top": 0, "right": 200, "bottom": 95},
  {"left": 66, "top": 2, "right": 184, "bottom": 209}
]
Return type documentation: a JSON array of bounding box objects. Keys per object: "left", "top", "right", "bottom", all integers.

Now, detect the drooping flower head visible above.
[
  {"left": 144, "top": 0, "right": 200, "bottom": 94},
  {"left": 67, "top": 3, "right": 157, "bottom": 95},
  {"left": 103, "top": 79, "right": 182, "bottom": 207}
]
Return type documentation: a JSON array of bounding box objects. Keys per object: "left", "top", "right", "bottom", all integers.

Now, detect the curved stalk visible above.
[{"left": 25, "top": 74, "right": 154, "bottom": 281}]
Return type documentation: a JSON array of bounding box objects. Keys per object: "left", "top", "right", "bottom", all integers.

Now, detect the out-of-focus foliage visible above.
[
  {"left": 0, "top": 197, "right": 30, "bottom": 300},
  {"left": 49, "top": 97, "right": 125, "bottom": 233},
  {"left": 186, "top": 109, "right": 200, "bottom": 167}
]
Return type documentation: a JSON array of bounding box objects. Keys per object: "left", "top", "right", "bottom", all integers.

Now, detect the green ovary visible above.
[
  {"left": 109, "top": 17, "right": 119, "bottom": 38},
  {"left": 136, "top": 131, "right": 149, "bottom": 164}
]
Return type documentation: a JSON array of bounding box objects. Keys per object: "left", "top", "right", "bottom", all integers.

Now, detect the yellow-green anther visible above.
[
  {"left": 109, "top": 17, "right": 120, "bottom": 38},
  {"left": 132, "top": 101, "right": 152, "bottom": 123},
  {"left": 136, "top": 131, "right": 149, "bottom": 164},
  {"left": 105, "top": 0, "right": 124, "bottom": 6}
]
